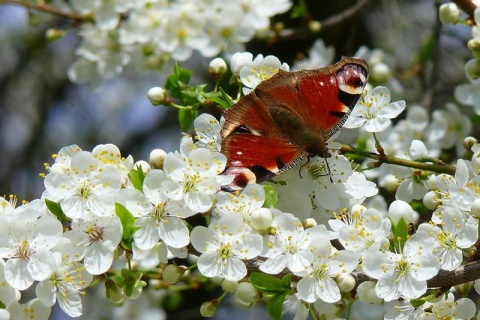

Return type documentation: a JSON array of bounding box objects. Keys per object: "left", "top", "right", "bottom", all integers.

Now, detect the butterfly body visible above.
[{"left": 221, "top": 57, "right": 369, "bottom": 191}]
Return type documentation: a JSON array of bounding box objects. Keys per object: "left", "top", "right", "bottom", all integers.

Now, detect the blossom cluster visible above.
[
  {"left": 61, "top": 0, "right": 293, "bottom": 86},
  {"left": 2, "top": 39, "right": 480, "bottom": 318}
]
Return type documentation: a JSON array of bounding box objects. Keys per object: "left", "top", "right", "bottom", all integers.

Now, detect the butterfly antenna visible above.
[
  {"left": 298, "top": 156, "right": 311, "bottom": 179},
  {"left": 324, "top": 158, "right": 334, "bottom": 183}
]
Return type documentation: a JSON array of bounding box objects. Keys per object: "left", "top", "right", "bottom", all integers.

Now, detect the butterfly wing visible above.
[
  {"left": 221, "top": 57, "right": 369, "bottom": 191},
  {"left": 255, "top": 57, "right": 369, "bottom": 145},
  {"left": 221, "top": 93, "right": 306, "bottom": 191}
]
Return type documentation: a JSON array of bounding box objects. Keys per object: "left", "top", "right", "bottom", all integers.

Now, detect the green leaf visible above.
[
  {"left": 250, "top": 272, "right": 290, "bottom": 294},
  {"left": 178, "top": 108, "right": 198, "bottom": 132},
  {"left": 128, "top": 167, "right": 145, "bottom": 192},
  {"left": 164, "top": 63, "right": 192, "bottom": 98},
  {"left": 267, "top": 292, "right": 288, "bottom": 320},
  {"left": 204, "top": 88, "right": 235, "bottom": 110},
  {"left": 45, "top": 198, "right": 67, "bottom": 222},
  {"left": 290, "top": 0, "right": 308, "bottom": 19},
  {"left": 390, "top": 217, "right": 409, "bottom": 251},
  {"left": 263, "top": 185, "right": 279, "bottom": 208},
  {"left": 115, "top": 203, "right": 136, "bottom": 250},
  {"left": 174, "top": 62, "right": 192, "bottom": 85}
]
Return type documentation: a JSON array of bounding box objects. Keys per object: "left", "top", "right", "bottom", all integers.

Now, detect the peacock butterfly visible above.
[{"left": 220, "top": 56, "right": 369, "bottom": 192}]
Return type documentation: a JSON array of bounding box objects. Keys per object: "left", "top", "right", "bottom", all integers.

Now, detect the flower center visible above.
[
  {"left": 85, "top": 225, "right": 105, "bottom": 245},
  {"left": 395, "top": 258, "right": 410, "bottom": 279},
  {"left": 77, "top": 181, "right": 93, "bottom": 200},
  {"left": 183, "top": 173, "right": 200, "bottom": 192},
  {"left": 15, "top": 240, "right": 33, "bottom": 260}
]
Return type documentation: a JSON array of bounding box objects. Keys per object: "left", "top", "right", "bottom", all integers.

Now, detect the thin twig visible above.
[
  {"left": 270, "top": 0, "right": 371, "bottom": 42},
  {"left": 340, "top": 145, "right": 457, "bottom": 175},
  {"left": 0, "top": 0, "right": 86, "bottom": 22}
]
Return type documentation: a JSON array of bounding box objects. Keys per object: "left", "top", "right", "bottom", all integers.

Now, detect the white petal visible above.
[
  {"left": 134, "top": 217, "right": 160, "bottom": 250},
  {"left": 259, "top": 255, "right": 287, "bottom": 274},
  {"left": 158, "top": 217, "right": 190, "bottom": 248},
  {"left": 4, "top": 259, "right": 34, "bottom": 290},
  {"left": 375, "top": 272, "right": 401, "bottom": 301},
  {"left": 190, "top": 226, "right": 216, "bottom": 253},
  {"left": 58, "top": 287, "right": 83, "bottom": 317},
  {"left": 317, "top": 278, "right": 341, "bottom": 303},
  {"left": 36, "top": 281, "right": 56, "bottom": 307},
  {"left": 185, "top": 191, "right": 212, "bottom": 212},
  {"left": 364, "top": 118, "right": 391, "bottom": 132},
  {"left": 398, "top": 274, "right": 426, "bottom": 299},
  {"left": 223, "top": 256, "right": 247, "bottom": 281},
  {"left": 455, "top": 298, "right": 477, "bottom": 319},
  {"left": 296, "top": 277, "right": 318, "bottom": 303},
  {"left": 84, "top": 243, "right": 114, "bottom": 275}
]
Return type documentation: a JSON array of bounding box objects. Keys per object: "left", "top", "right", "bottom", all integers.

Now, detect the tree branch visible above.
[
  {"left": 340, "top": 144, "right": 457, "bottom": 175},
  {"left": 0, "top": 0, "right": 86, "bottom": 22},
  {"left": 269, "top": 0, "right": 371, "bottom": 42},
  {"left": 451, "top": 0, "right": 476, "bottom": 18}
]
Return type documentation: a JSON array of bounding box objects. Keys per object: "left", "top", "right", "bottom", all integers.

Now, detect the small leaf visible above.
[
  {"left": 175, "top": 63, "right": 192, "bottom": 84},
  {"left": 390, "top": 217, "right": 409, "bottom": 251},
  {"left": 250, "top": 272, "right": 289, "bottom": 294},
  {"left": 267, "top": 292, "right": 288, "bottom": 320},
  {"left": 178, "top": 108, "right": 198, "bottom": 132},
  {"left": 204, "top": 89, "right": 235, "bottom": 110},
  {"left": 45, "top": 198, "right": 67, "bottom": 222},
  {"left": 165, "top": 63, "right": 192, "bottom": 98},
  {"left": 128, "top": 167, "right": 145, "bottom": 192},
  {"left": 290, "top": 0, "right": 308, "bottom": 19},
  {"left": 115, "top": 203, "right": 136, "bottom": 250},
  {"left": 263, "top": 185, "right": 279, "bottom": 208}
]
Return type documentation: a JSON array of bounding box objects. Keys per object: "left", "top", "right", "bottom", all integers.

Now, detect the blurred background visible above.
[{"left": 0, "top": 0, "right": 474, "bottom": 318}]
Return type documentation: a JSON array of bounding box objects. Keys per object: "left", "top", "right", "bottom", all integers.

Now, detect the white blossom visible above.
[{"left": 190, "top": 213, "right": 263, "bottom": 281}]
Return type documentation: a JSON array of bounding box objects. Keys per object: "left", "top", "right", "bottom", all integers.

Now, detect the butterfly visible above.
[{"left": 220, "top": 56, "right": 369, "bottom": 192}]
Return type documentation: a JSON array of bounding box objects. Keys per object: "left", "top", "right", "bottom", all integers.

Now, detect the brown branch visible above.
[
  {"left": 0, "top": 0, "right": 86, "bottom": 22},
  {"left": 427, "top": 260, "right": 480, "bottom": 288},
  {"left": 451, "top": 0, "right": 477, "bottom": 18},
  {"left": 270, "top": 0, "right": 371, "bottom": 42}
]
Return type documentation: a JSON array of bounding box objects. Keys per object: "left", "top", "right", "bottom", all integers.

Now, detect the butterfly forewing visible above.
[{"left": 221, "top": 57, "right": 369, "bottom": 191}]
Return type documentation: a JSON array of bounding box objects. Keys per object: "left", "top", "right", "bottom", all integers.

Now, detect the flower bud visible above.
[
  {"left": 148, "top": 86, "right": 167, "bottom": 105},
  {"left": 105, "top": 279, "right": 124, "bottom": 304},
  {"left": 439, "top": 3, "right": 460, "bottom": 25},
  {"left": 149, "top": 149, "right": 167, "bottom": 169},
  {"left": 468, "top": 39, "right": 480, "bottom": 60},
  {"left": 209, "top": 58, "right": 227, "bottom": 76},
  {"left": 336, "top": 274, "right": 355, "bottom": 293},
  {"left": 382, "top": 174, "right": 399, "bottom": 193},
  {"left": 230, "top": 52, "right": 253, "bottom": 75},
  {"left": 370, "top": 62, "right": 391, "bottom": 84},
  {"left": 46, "top": 28, "right": 66, "bottom": 42},
  {"left": 423, "top": 191, "right": 440, "bottom": 210},
  {"left": 463, "top": 136, "right": 478, "bottom": 152},
  {"left": 357, "top": 281, "right": 382, "bottom": 304},
  {"left": 308, "top": 20, "right": 321, "bottom": 33},
  {"left": 234, "top": 282, "right": 258, "bottom": 306},
  {"left": 303, "top": 218, "right": 317, "bottom": 229},
  {"left": 465, "top": 59, "right": 480, "bottom": 81},
  {"left": 351, "top": 204, "right": 367, "bottom": 216},
  {"left": 162, "top": 264, "right": 185, "bottom": 284},
  {"left": 200, "top": 300, "right": 219, "bottom": 317},
  {"left": 221, "top": 279, "right": 239, "bottom": 293},
  {"left": 250, "top": 208, "right": 273, "bottom": 231},
  {"left": 388, "top": 200, "right": 418, "bottom": 225},
  {"left": 471, "top": 199, "right": 480, "bottom": 218},
  {"left": 133, "top": 160, "right": 151, "bottom": 174}
]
